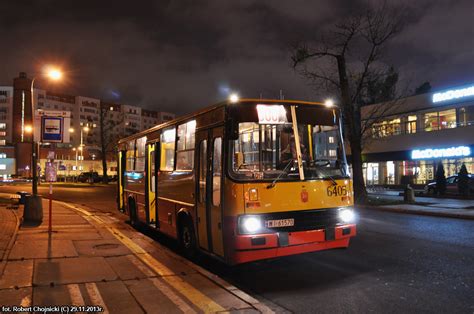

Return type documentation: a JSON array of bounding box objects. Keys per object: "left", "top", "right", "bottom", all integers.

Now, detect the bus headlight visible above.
[
  {"left": 239, "top": 216, "right": 262, "bottom": 234},
  {"left": 338, "top": 208, "right": 355, "bottom": 223}
]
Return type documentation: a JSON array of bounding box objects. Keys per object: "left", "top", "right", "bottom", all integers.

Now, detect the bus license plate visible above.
[{"left": 266, "top": 218, "right": 294, "bottom": 228}]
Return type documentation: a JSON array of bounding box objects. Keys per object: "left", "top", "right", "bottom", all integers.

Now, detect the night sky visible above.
[{"left": 1, "top": 0, "right": 473, "bottom": 114}]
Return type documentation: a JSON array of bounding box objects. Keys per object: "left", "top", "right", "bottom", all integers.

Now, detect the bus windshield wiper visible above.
[{"left": 267, "top": 159, "right": 294, "bottom": 189}]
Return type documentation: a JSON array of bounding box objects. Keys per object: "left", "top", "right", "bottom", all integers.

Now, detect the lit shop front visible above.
[
  {"left": 361, "top": 82, "right": 474, "bottom": 187},
  {"left": 363, "top": 145, "right": 473, "bottom": 186}
]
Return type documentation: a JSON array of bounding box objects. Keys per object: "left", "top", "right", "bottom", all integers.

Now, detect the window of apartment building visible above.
[
  {"left": 0, "top": 131, "right": 6, "bottom": 136},
  {"left": 372, "top": 118, "right": 401, "bottom": 138},
  {"left": 0, "top": 123, "right": 5, "bottom": 129},
  {"left": 0, "top": 108, "right": 7, "bottom": 113},
  {"left": 424, "top": 109, "right": 456, "bottom": 131},
  {"left": 0, "top": 140, "right": 5, "bottom": 146},
  {"left": 0, "top": 91, "right": 7, "bottom": 97},
  {"left": 176, "top": 120, "right": 196, "bottom": 171},
  {"left": 406, "top": 115, "right": 417, "bottom": 134},
  {"left": 0, "top": 164, "right": 6, "bottom": 170},
  {"left": 160, "top": 127, "right": 176, "bottom": 171},
  {"left": 458, "top": 106, "right": 474, "bottom": 126}
]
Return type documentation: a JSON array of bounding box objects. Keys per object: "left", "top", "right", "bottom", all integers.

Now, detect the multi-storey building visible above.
[
  {"left": 361, "top": 83, "right": 474, "bottom": 186},
  {"left": 0, "top": 72, "right": 176, "bottom": 178}
]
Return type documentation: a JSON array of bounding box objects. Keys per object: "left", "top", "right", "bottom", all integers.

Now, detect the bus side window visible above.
[
  {"left": 199, "top": 140, "right": 207, "bottom": 203},
  {"left": 213, "top": 137, "right": 222, "bottom": 206},
  {"left": 160, "top": 127, "right": 176, "bottom": 171},
  {"left": 150, "top": 151, "right": 155, "bottom": 193}
]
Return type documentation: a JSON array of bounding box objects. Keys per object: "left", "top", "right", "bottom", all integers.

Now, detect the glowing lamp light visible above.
[
  {"left": 339, "top": 208, "right": 355, "bottom": 223},
  {"left": 324, "top": 99, "right": 335, "bottom": 108},
  {"left": 229, "top": 93, "right": 239, "bottom": 103},
  {"left": 83, "top": 126, "right": 90, "bottom": 132},
  {"left": 69, "top": 128, "right": 75, "bottom": 133},
  {"left": 25, "top": 125, "right": 33, "bottom": 133},
  {"left": 47, "top": 68, "right": 62, "bottom": 81},
  {"left": 242, "top": 217, "right": 261, "bottom": 233}
]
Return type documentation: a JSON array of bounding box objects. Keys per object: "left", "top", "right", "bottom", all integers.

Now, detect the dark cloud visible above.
[{"left": 0, "top": 0, "right": 473, "bottom": 114}]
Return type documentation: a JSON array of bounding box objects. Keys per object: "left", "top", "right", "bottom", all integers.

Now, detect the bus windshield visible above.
[{"left": 229, "top": 103, "right": 348, "bottom": 181}]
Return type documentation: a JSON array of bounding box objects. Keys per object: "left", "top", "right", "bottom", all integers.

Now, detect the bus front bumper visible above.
[{"left": 229, "top": 224, "right": 356, "bottom": 265}]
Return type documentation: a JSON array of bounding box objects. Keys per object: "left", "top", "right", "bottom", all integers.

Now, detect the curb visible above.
[
  {"left": 360, "top": 204, "right": 474, "bottom": 220},
  {"left": 0, "top": 205, "right": 21, "bottom": 278},
  {"left": 58, "top": 200, "right": 282, "bottom": 314}
]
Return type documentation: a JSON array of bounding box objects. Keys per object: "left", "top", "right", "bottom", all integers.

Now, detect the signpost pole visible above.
[{"left": 48, "top": 182, "right": 52, "bottom": 233}]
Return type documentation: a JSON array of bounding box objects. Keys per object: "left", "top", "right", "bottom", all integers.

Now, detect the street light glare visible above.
[
  {"left": 69, "top": 128, "right": 75, "bottom": 133},
  {"left": 25, "top": 125, "right": 33, "bottom": 133},
  {"left": 83, "top": 126, "right": 90, "bottom": 132},
  {"left": 229, "top": 93, "right": 239, "bottom": 103},
  {"left": 324, "top": 99, "right": 335, "bottom": 107},
  {"left": 47, "top": 68, "right": 62, "bottom": 81}
]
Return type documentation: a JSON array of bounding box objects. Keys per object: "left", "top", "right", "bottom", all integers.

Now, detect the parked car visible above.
[
  {"left": 424, "top": 174, "right": 474, "bottom": 195},
  {"left": 77, "top": 171, "right": 102, "bottom": 183}
]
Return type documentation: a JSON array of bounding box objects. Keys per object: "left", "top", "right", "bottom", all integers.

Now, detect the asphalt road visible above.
[{"left": 2, "top": 183, "right": 473, "bottom": 313}]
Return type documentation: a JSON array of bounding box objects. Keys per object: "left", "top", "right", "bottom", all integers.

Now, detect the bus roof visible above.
[{"left": 117, "top": 98, "right": 327, "bottom": 144}]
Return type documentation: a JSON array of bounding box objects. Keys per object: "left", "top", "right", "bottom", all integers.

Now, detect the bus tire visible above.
[
  {"left": 179, "top": 216, "right": 196, "bottom": 258},
  {"left": 128, "top": 197, "right": 138, "bottom": 227}
]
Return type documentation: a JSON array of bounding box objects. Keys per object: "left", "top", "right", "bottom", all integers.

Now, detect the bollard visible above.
[
  {"left": 24, "top": 195, "right": 43, "bottom": 223},
  {"left": 404, "top": 184, "right": 415, "bottom": 204}
]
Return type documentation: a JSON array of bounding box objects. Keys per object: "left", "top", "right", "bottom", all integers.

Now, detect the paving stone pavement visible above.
[
  {"left": 0, "top": 205, "right": 17, "bottom": 261},
  {"left": 0, "top": 199, "right": 277, "bottom": 313}
]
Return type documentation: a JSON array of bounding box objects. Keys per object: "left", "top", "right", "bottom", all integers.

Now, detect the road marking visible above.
[
  {"left": 63, "top": 202, "right": 226, "bottom": 313},
  {"left": 67, "top": 284, "right": 85, "bottom": 306},
  {"left": 126, "top": 255, "right": 156, "bottom": 277},
  {"left": 109, "top": 227, "right": 225, "bottom": 313},
  {"left": 150, "top": 277, "right": 197, "bottom": 314},
  {"left": 85, "top": 283, "right": 109, "bottom": 314}
]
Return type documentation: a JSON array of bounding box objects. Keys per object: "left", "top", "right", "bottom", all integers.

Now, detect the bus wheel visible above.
[
  {"left": 179, "top": 217, "right": 196, "bottom": 257},
  {"left": 128, "top": 198, "right": 138, "bottom": 227}
]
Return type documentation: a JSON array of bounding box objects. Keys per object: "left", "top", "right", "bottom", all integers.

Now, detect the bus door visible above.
[
  {"left": 147, "top": 143, "right": 158, "bottom": 227},
  {"left": 118, "top": 150, "right": 126, "bottom": 211},
  {"left": 195, "top": 127, "right": 224, "bottom": 257}
]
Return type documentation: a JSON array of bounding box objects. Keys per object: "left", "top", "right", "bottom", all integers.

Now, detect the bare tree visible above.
[
  {"left": 292, "top": 3, "right": 405, "bottom": 204},
  {"left": 99, "top": 103, "right": 125, "bottom": 183}
]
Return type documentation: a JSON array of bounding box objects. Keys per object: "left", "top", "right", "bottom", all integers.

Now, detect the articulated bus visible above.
[{"left": 117, "top": 98, "right": 356, "bottom": 265}]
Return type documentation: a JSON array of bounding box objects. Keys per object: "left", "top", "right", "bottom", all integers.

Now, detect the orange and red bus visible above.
[{"left": 117, "top": 98, "right": 356, "bottom": 265}]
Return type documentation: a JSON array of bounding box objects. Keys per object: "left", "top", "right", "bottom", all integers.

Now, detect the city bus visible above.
[{"left": 117, "top": 98, "right": 356, "bottom": 265}]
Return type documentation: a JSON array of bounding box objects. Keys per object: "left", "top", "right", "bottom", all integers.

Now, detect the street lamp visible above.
[
  {"left": 30, "top": 67, "right": 63, "bottom": 195},
  {"left": 69, "top": 125, "right": 92, "bottom": 173}
]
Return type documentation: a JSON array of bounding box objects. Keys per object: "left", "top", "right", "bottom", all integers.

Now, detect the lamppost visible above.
[
  {"left": 30, "top": 68, "right": 63, "bottom": 195},
  {"left": 69, "top": 125, "right": 91, "bottom": 173}
]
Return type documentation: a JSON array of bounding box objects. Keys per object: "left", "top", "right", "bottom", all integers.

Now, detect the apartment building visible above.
[
  {"left": 361, "top": 83, "right": 474, "bottom": 186},
  {"left": 0, "top": 72, "right": 176, "bottom": 178}
]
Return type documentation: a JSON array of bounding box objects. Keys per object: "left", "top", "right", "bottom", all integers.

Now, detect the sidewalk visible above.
[
  {"left": 0, "top": 198, "right": 277, "bottom": 313},
  {"left": 365, "top": 191, "right": 474, "bottom": 220}
]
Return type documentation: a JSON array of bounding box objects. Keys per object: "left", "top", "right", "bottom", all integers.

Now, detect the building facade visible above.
[
  {"left": 361, "top": 83, "right": 474, "bottom": 186},
  {"left": 0, "top": 72, "right": 176, "bottom": 179}
]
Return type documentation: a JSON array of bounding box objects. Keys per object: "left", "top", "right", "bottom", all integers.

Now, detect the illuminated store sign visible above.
[
  {"left": 432, "top": 85, "right": 474, "bottom": 103},
  {"left": 411, "top": 146, "right": 471, "bottom": 159}
]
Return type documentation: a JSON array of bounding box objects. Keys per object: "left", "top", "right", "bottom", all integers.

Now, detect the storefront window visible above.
[
  {"left": 406, "top": 115, "right": 417, "bottom": 134},
  {"left": 424, "top": 112, "right": 438, "bottom": 131},
  {"left": 372, "top": 118, "right": 401, "bottom": 138},
  {"left": 438, "top": 109, "right": 456, "bottom": 129},
  {"left": 365, "top": 163, "right": 379, "bottom": 185},
  {"left": 386, "top": 161, "right": 395, "bottom": 184},
  {"left": 458, "top": 106, "right": 474, "bottom": 126}
]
